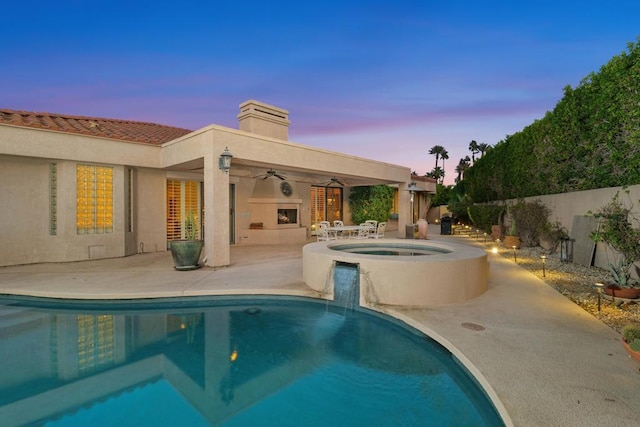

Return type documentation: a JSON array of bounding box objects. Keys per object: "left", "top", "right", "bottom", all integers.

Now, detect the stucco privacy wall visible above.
[{"left": 515, "top": 184, "right": 640, "bottom": 271}]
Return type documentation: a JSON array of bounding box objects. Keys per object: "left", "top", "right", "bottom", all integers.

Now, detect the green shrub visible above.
[
  {"left": 623, "top": 324, "right": 640, "bottom": 344},
  {"left": 467, "top": 204, "right": 505, "bottom": 233},
  {"left": 349, "top": 185, "right": 396, "bottom": 224},
  {"left": 508, "top": 199, "right": 551, "bottom": 247}
]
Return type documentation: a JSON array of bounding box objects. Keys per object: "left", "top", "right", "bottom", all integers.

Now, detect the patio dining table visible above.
[{"left": 327, "top": 225, "right": 371, "bottom": 239}]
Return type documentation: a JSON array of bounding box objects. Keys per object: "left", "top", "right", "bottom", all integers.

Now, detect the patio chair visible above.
[
  {"left": 369, "top": 222, "right": 386, "bottom": 239},
  {"left": 333, "top": 220, "right": 346, "bottom": 238},
  {"left": 354, "top": 223, "right": 371, "bottom": 239},
  {"left": 317, "top": 222, "right": 337, "bottom": 241}
]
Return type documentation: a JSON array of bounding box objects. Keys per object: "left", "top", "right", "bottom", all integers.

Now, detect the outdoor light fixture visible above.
[
  {"left": 512, "top": 245, "right": 517, "bottom": 263},
  {"left": 483, "top": 232, "right": 487, "bottom": 244},
  {"left": 219, "top": 147, "right": 233, "bottom": 172},
  {"left": 407, "top": 183, "right": 418, "bottom": 224},
  {"left": 541, "top": 255, "right": 547, "bottom": 277},
  {"left": 491, "top": 246, "right": 498, "bottom": 254},
  {"left": 594, "top": 282, "right": 605, "bottom": 312}
]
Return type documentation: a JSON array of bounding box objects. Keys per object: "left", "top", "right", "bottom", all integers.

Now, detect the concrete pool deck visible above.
[{"left": 1, "top": 226, "right": 640, "bottom": 426}]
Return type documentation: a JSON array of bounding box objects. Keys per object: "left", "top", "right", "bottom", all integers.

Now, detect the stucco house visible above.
[{"left": 0, "top": 100, "right": 434, "bottom": 268}]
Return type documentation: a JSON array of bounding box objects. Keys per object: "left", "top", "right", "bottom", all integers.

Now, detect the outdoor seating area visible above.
[{"left": 316, "top": 221, "right": 387, "bottom": 241}]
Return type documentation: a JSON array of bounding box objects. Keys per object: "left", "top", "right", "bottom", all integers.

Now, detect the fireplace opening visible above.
[{"left": 278, "top": 208, "right": 298, "bottom": 225}]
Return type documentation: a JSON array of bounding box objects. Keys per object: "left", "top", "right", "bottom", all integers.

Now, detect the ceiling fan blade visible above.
[{"left": 275, "top": 174, "right": 286, "bottom": 180}]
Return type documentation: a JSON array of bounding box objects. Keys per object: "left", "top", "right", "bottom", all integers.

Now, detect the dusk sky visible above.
[{"left": 2, "top": 1, "right": 639, "bottom": 184}]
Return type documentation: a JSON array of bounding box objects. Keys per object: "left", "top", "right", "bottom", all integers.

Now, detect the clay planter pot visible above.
[
  {"left": 503, "top": 235, "right": 521, "bottom": 249},
  {"left": 604, "top": 285, "right": 640, "bottom": 299},
  {"left": 621, "top": 339, "right": 640, "bottom": 363},
  {"left": 170, "top": 240, "right": 204, "bottom": 270},
  {"left": 490, "top": 225, "right": 503, "bottom": 241}
]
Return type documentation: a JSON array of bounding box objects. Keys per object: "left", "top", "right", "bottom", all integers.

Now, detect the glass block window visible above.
[
  {"left": 77, "top": 314, "right": 115, "bottom": 374},
  {"left": 49, "top": 163, "right": 57, "bottom": 235},
  {"left": 77, "top": 165, "right": 113, "bottom": 234}
]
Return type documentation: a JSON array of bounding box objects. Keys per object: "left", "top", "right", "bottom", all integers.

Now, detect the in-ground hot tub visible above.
[{"left": 303, "top": 239, "right": 489, "bottom": 307}]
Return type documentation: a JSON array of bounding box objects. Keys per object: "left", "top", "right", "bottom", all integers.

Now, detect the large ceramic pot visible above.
[
  {"left": 503, "top": 235, "right": 521, "bottom": 249},
  {"left": 604, "top": 285, "right": 640, "bottom": 299},
  {"left": 170, "top": 240, "right": 204, "bottom": 270}
]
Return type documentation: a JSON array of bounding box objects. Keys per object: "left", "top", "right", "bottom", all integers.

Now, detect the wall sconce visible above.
[
  {"left": 541, "top": 255, "right": 547, "bottom": 277},
  {"left": 219, "top": 147, "right": 233, "bottom": 172}
]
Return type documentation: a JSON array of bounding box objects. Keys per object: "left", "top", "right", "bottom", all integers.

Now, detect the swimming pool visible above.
[{"left": 0, "top": 296, "right": 504, "bottom": 426}]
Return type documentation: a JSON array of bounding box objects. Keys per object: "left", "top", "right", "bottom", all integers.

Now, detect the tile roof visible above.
[{"left": 0, "top": 109, "right": 193, "bottom": 145}]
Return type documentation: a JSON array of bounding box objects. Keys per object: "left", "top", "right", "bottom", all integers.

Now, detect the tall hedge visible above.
[
  {"left": 349, "top": 185, "right": 396, "bottom": 224},
  {"left": 465, "top": 38, "right": 640, "bottom": 202}
]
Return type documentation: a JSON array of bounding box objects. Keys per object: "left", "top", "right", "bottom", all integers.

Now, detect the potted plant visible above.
[
  {"left": 590, "top": 192, "right": 640, "bottom": 299},
  {"left": 503, "top": 212, "right": 521, "bottom": 249},
  {"left": 621, "top": 324, "right": 640, "bottom": 363},
  {"left": 170, "top": 210, "right": 204, "bottom": 270},
  {"left": 490, "top": 206, "right": 505, "bottom": 241}
]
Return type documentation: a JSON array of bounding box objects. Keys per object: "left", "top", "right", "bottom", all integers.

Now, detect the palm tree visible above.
[
  {"left": 477, "top": 142, "right": 490, "bottom": 158},
  {"left": 428, "top": 166, "right": 444, "bottom": 183},
  {"left": 440, "top": 149, "right": 449, "bottom": 184},
  {"left": 468, "top": 140, "right": 479, "bottom": 163},
  {"left": 455, "top": 156, "right": 471, "bottom": 183},
  {"left": 428, "top": 145, "right": 446, "bottom": 170}
]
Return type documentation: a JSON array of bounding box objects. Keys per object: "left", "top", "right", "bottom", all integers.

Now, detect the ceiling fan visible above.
[
  {"left": 321, "top": 176, "right": 347, "bottom": 187},
  {"left": 254, "top": 169, "right": 287, "bottom": 180}
]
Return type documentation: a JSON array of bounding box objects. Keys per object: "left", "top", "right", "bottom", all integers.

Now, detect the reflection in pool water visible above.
[{"left": 0, "top": 297, "right": 503, "bottom": 426}]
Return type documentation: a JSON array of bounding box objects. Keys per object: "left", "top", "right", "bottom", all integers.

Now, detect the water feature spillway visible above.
[{"left": 333, "top": 262, "right": 360, "bottom": 310}]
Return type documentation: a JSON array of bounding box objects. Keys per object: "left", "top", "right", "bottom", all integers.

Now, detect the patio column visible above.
[
  {"left": 397, "top": 185, "right": 411, "bottom": 238},
  {"left": 203, "top": 154, "right": 230, "bottom": 267}
]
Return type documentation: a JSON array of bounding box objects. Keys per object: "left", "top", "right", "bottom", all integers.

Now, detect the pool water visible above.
[
  {"left": 0, "top": 297, "right": 503, "bottom": 426},
  {"left": 329, "top": 243, "right": 452, "bottom": 256}
]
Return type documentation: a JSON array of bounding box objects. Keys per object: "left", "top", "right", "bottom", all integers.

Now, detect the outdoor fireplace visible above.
[
  {"left": 243, "top": 179, "right": 307, "bottom": 244},
  {"left": 278, "top": 208, "right": 298, "bottom": 225}
]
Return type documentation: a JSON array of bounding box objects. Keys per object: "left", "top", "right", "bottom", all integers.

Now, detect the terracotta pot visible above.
[
  {"left": 621, "top": 339, "right": 640, "bottom": 363},
  {"left": 604, "top": 285, "right": 640, "bottom": 299},
  {"left": 503, "top": 235, "right": 521, "bottom": 249},
  {"left": 490, "top": 225, "right": 503, "bottom": 241}
]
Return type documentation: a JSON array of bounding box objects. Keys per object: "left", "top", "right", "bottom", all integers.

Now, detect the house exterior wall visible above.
[
  {"left": 136, "top": 168, "right": 169, "bottom": 254},
  {"left": 1, "top": 103, "right": 419, "bottom": 268},
  {"left": 0, "top": 155, "right": 127, "bottom": 266}
]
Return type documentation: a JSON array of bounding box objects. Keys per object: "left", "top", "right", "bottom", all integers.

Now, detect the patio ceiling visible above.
[{"left": 166, "top": 157, "right": 400, "bottom": 187}]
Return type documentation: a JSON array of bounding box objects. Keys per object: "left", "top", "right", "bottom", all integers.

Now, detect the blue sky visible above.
[{"left": 2, "top": 1, "right": 638, "bottom": 183}]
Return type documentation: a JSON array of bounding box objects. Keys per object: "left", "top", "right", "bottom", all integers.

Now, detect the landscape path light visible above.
[
  {"left": 512, "top": 245, "right": 517, "bottom": 263},
  {"left": 541, "top": 254, "right": 547, "bottom": 277},
  {"left": 594, "top": 282, "right": 605, "bottom": 312}
]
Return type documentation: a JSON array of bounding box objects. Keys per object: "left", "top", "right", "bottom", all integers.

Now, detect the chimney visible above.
[{"left": 237, "top": 100, "right": 290, "bottom": 140}]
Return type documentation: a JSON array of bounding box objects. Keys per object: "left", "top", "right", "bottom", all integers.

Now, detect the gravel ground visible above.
[{"left": 492, "top": 243, "right": 640, "bottom": 334}]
